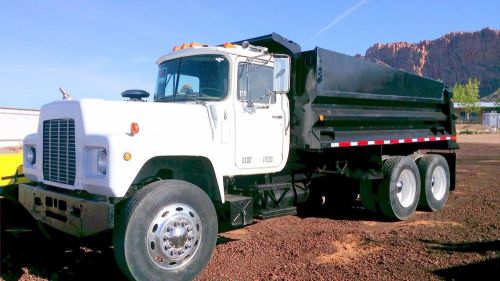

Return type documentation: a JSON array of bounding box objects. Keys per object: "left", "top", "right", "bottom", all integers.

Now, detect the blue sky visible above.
[{"left": 1, "top": 0, "right": 498, "bottom": 109}]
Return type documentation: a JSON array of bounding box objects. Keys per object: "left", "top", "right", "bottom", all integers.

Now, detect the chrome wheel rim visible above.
[
  {"left": 396, "top": 169, "right": 417, "bottom": 208},
  {"left": 431, "top": 166, "right": 447, "bottom": 200},
  {"left": 146, "top": 203, "right": 202, "bottom": 270}
]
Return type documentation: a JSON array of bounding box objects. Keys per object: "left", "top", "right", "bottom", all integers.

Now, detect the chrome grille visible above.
[{"left": 43, "top": 119, "right": 76, "bottom": 185}]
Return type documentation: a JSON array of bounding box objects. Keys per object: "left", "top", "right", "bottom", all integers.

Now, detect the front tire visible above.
[
  {"left": 113, "top": 180, "right": 218, "bottom": 281},
  {"left": 378, "top": 156, "right": 421, "bottom": 220}
]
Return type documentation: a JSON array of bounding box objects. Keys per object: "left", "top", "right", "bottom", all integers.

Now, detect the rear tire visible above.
[
  {"left": 378, "top": 156, "right": 420, "bottom": 220},
  {"left": 416, "top": 154, "right": 450, "bottom": 211},
  {"left": 113, "top": 180, "right": 218, "bottom": 281}
]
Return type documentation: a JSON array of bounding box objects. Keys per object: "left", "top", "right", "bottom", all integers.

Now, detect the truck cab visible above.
[{"left": 22, "top": 41, "right": 292, "bottom": 201}]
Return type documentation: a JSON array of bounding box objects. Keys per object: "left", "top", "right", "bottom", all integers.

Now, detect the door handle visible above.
[{"left": 272, "top": 115, "right": 283, "bottom": 119}]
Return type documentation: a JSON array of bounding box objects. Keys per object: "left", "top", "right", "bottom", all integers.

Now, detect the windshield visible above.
[{"left": 155, "top": 55, "right": 229, "bottom": 102}]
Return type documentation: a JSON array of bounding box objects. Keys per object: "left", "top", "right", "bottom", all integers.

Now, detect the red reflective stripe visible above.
[
  {"left": 338, "top": 142, "right": 351, "bottom": 147},
  {"left": 358, "top": 140, "right": 369, "bottom": 146},
  {"left": 331, "top": 135, "right": 456, "bottom": 148}
]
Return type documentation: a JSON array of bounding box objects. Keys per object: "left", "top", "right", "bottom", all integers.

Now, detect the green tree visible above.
[{"left": 453, "top": 78, "right": 480, "bottom": 123}]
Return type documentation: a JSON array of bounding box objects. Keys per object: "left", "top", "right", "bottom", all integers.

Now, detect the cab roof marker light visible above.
[
  {"left": 189, "top": 42, "right": 203, "bottom": 48},
  {"left": 171, "top": 42, "right": 214, "bottom": 52},
  {"left": 223, "top": 42, "right": 236, "bottom": 48}
]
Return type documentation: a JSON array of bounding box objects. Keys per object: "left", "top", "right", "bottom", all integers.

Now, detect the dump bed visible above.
[
  {"left": 294, "top": 48, "right": 456, "bottom": 150},
  {"left": 238, "top": 33, "right": 457, "bottom": 151}
]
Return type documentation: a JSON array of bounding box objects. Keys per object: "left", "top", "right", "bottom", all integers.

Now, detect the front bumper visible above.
[{"left": 18, "top": 183, "right": 114, "bottom": 237}]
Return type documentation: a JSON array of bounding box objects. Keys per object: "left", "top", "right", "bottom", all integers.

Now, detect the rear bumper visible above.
[{"left": 18, "top": 183, "right": 114, "bottom": 237}]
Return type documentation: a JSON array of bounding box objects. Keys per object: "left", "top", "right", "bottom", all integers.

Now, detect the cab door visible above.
[{"left": 234, "top": 61, "right": 286, "bottom": 169}]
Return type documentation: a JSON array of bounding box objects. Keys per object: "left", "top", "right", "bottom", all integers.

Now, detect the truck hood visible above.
[
  {"left": 39, "top": 98, "right": 213, "bottom": 141},
  {"left": 27, "top": 98, "right": 220, "bottom": 197}
]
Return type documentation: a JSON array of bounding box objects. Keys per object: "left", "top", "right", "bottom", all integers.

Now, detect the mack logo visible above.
[{"left": 275, "top": 68, "right": 285, "bottom": 78}]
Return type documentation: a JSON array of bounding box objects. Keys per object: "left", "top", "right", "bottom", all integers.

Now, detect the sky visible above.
[{"left": 0, "top": 0, "right": 498, "bottom": 109}]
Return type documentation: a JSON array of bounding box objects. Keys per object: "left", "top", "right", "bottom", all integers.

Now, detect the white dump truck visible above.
[{"left": 19, "top": 33, "right": 458, "bottom": 280}]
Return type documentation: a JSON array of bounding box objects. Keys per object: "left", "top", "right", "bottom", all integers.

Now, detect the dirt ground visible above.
[{"left": 1, "top": 134, "right": 499, "bottom": 281}]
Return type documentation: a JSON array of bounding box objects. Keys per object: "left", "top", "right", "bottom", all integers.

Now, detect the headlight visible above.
[
  {"left": 97, "top": 149, "right": 107, "bottom": 175},
  {"left": 26, "top": 146, "right": 36, "bottom": 165}
]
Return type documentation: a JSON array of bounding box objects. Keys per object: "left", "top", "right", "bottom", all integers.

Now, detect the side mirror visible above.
[{"left": 273, "top": 56, "right": 291, "bottom": 93}]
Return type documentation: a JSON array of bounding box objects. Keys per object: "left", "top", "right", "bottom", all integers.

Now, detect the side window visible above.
[{"left": 237, "top": 63, "right": 275, "bottom": 104}]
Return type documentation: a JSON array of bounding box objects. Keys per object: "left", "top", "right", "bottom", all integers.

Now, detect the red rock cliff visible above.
[{"left": 364, "top": 28, "right": 499, "bottom": 96}]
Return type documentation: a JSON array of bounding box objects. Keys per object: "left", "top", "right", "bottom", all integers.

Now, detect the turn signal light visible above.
[
  {"left": 123, "top": 152, "right": 132, "bottom": 161},
  {"left": 319, "top": 114, "right": 325, "bottom": 122},
  {"left": 130, "top": 122, "right": 140, "bottom": 136}
]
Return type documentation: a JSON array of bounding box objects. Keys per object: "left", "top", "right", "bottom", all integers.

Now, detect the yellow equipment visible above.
[{"left": 0, "top": 149, "right": 29, "bottom": 188}]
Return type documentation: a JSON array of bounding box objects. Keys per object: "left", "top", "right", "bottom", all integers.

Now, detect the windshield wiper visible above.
[
  {"left": 155, "top": 94, "right": 200, "bottom": 103},
  {"left": 155, "top": 96, "right": 176, "bottom": 102}
]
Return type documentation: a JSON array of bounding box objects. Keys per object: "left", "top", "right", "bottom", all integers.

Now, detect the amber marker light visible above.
[
  {"left": 130, "top": 122, "right": 140, "bottom": 136},
  {"left": 123, "top": 152, "right": 132, "bottom": 161},
  {"left": 319, "top": 114, "right": 325, "bottom": 122},
  {"left": 223, "top": 42, "right": 236, "bottom": 48},
  {"left": 189, "top": 42, "right": 202, "bottom": 47}
]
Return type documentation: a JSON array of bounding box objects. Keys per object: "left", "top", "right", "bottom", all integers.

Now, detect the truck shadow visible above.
[
  {"left": 0, "top": 199, "right": 127, "bottom": 281},
  {"left": 434, "top": 257, "right": 500, "bottom": 280},
  {"left": 296, "top": 203, "right": 390, "bottom": 222},
  {"left": 0, "top": 230, "right": 127, "bottom": 281},
  {"left": 422, "top": 239, "right": 500, "bottom": 280}
]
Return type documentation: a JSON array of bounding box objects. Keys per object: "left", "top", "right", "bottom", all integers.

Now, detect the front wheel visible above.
[{"left": 113, "top": 180, "right": 218, "bottom": 281}]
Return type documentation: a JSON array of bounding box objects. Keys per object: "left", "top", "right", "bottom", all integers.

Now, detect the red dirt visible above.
[{"left": 1, "top": 134, "right": 499, "bottom": 280}]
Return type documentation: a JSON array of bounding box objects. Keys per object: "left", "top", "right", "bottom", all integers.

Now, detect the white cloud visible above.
[{"left": 302, "top": 0, "right": 371, "bottom": 46}]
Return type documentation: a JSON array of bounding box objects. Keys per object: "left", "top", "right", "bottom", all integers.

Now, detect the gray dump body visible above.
[{"left": 237, "top": 33, "right": 457, "bottom": 151}]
